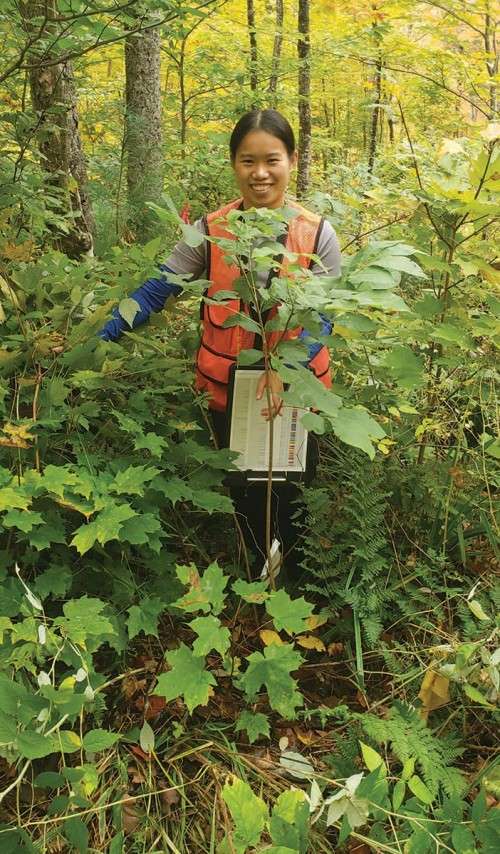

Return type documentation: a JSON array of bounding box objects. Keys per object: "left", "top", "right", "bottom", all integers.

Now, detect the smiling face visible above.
[{"left": 231, "top": 129, "right": 297, "bottom": 209}]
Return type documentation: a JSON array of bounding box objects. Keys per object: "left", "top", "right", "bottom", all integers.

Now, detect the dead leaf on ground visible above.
[
  {"left": 260, "top": 629, "right": 284, "bottom": 646},
  {"left": 327, "top": 641, "right": 344, "bottom": 657},
  {"left": 122, "top": 796, "right": 143, "bottom": 835},
  {"left": 296, "top": 634, "right": 326, "bottom": 652},
  {"left": 418, "top": 669, "right": 450, "bottom": 721},
  {"left": 159, "top": 786, "right": 180, "bottom": 816}
]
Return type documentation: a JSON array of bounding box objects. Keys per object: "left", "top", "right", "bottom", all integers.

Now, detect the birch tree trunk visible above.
[
  {"left": 247, "top": 0, "right": 258, "bottom": 98},
  {"left": 484, "top": 4, "right": 498, "bottom": 118},
  {"left": 268, "top": 0, "right": 284, "bottom": 105},
  {"left": 21, "top": 0, "right": 95, "bottom": 258},
  {"left": 297, "top": 0, "right": 311, "bottom": 198},
  {"left": 124, "top": 26, "right": 163, "bottom": 242}
]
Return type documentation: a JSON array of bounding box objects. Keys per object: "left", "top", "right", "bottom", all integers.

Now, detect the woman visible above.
[{"left": 100, "top": 109, "right": 341, "bottom": 572}]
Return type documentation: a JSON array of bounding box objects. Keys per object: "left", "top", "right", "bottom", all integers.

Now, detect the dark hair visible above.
[{"left": 229, "top": 109, "right": 296, "bottom": 161}]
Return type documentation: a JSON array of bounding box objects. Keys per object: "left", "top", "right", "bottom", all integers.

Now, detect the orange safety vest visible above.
[{"left": 196, "top": 198, "right": 332, "bottom": 412}]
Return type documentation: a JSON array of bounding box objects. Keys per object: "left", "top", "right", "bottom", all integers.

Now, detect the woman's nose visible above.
[{"left": 252, "top": 162, "right": 269, "bottom": 178}]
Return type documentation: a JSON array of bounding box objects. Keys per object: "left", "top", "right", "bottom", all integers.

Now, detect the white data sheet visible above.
[{"left": 229, "top": 369, "right": 308, "bottom": 476}]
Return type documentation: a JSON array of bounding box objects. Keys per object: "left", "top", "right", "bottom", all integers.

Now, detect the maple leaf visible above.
[
  {"left": 127, "top": 596, "right": 164, "bottom": 639},
  {"left": 222, "top": 776, "right": 268, "bottom": 851},
  {"left": 109, "top": 465, "right": 160, "bottom": 497},
  {"left": 237, "top": 643, "right": 304, "bottom": 719},
  {"left": 54, "top": 597, "right": 115, "bottom": 646},
  {"left": 235, "top": 710, "right": 270, "bottom": 744},
  {"left": 232, "top": 578, "right": 270, "bottom": 604},
  {"left": 71, "top": 502, "right": 136, "bottom": 555},
  {"left": 2, "top": 509, "right": 44, "bottom": 533},
  {"left": 153, "top": 644, "right": 216, "bottom": 713},
  {"left": 265, "top": 589, "right": 314, "bottom": 635},
  {"left": 173, "top": 561, "right": 228, "bottom": 615},
  {"left": 190, "top": 614, "right": 230, "bottom": 657}
]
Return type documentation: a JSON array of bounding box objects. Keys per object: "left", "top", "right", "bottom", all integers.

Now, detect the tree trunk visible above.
[
  {"left": 21, "top": 0, "right": 95, "bottom": 258},
  {"left": 484, "top": 6, "right": 498, "bottom": 118},
  {"left": 124, "top": 26, "right": 163, "bottom": 242},
  {"left": 268, "top": 0, "right": 284, "bottom": 105},
  {"left": 296, "top": 0, "right": 311, "bottom": 198},
  {"left": 367, "top": 53, "right": 382, "bottom": 174},
  {"left": 247, "top": 0, "right": 258, "bottom": 98}
]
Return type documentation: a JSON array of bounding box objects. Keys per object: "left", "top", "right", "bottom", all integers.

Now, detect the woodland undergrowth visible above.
[{"left": 0, "top": 135, "right": 498, "bottom": 853}]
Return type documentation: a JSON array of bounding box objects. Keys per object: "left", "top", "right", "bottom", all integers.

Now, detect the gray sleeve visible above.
[
  {"left": 310, "top": 219, "right": 341, "bottom": 277},
  {"left": 163, "top": 218, "right": 207, "bottom": 278}
]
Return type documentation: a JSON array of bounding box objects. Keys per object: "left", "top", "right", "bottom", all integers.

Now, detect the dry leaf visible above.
[
  {"left": 1, "top": 240, "right": 34, "bottom": 261},
  {"left": 306, "top": 613, "right": 328, "bottom": 630},
  {"left": 159, "top": 786, "right": 180, "bottom": 815},
  {"left": 259, "top": 629, "right": 284, "bottom": 646},
  {"left": 327, "top": 642, "right": 344, "bottom": 657},
  {"left": 122, "top": 796, "right": 142, "bottom": 835},
  {"left": 296, "top": 634, "right": 326, "bottom": 652},
  {"left": 418, "top": 669, "right": 450, "bottom": 720},
  {"left": 294, "top": 727, "right": 315, "bottom": 746}
]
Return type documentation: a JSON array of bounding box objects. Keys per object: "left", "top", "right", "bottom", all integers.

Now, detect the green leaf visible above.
[
  {"left": 383, "top": 346, "right": 425, "bottom": 390},
  {"left": 407, "top": 775, "right": 434, "bottom": 804},
  {"left": 17, "top": 731, "right": 56, "bottom": 759},
  {"left": 392, "top": 779, "right": 406, "bottom": 811},
  {"left": 139, "top": 720, "right": 155, "bottom": 754},
  {"left": 173, "top": 562, "right": 228, "bottom": 615},
  {"left": 300, "top": 412, "right": 325, "bottom": 434},
  {"left": 54, "top": 730, "right": 82, "bottom": 754},
  {"left": 190, "top": 614, "right": 231, "bottom": 657},
  {"left": 232, "top": 578, "right": 270, "bottom": 604},
  {"left": 109, "top": 465, "right": 160, "bottom": 497},
  {"left": 33, "top": 565, "right": 72, "bottom": 600},
  {"left": 119, "top": 513, "right": 163, "bottom": 550},
  {"left": 64, "top": 817, "right": 89, "bottom": 854},
  {"left": 451, "top": 824, "right": 476, "bottom": 854},
  {"left": 266, "top": 589, "right": 314, "bottom": 635},
  {"left": 153, "top": 644, "right": 216, "bottom": 713},
  {"left": 237, "top": 348, "right": 263, "bottom": 366},
  {"left": 330, "top": 407, "right": 385, "bottom": 459},
  {"left": 235, "top": 710, "right": 270, "bottom": 744},
  {"left": 127, "top": 596, "right": 164, "bottom": 639},
  {"left": 71, "top": 502, "right": 136, "bottom": 555},
  {"left": 463, "top": 684, "right": 494, "bottom": 707},
  {"left": 0, "top": 486, "right": 30, "bottom": 512},
  {"left": 118, "top": 298, "right": 140, "bottom": 328},
  {"left": 2, "top": 509, "right": 44, "bottom": 533},
  {"left": 82, "top": 729, "right": 121, "bottom": 753},
  {"left": 360, "top": 741, "right": 387, "bottom": 776},
  {"left": 468, "top": 599, "right": 490, "bottom": 621},
  {"left": 237, "top": 643, "right": 304, "bottom": 718},
  {"left": 222, "top": 776, "right": 268, "bottom": 851},
  {"left": 54, "top": 597, "right": 115, "bottom": 645},
  {"left": 223, "top": 312, "right": 262, "bottom": 334}
]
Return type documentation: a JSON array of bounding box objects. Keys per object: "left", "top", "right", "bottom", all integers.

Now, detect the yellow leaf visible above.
[
  {"left": 418, "top": 669, "right": 450, "bottom": 721},
  {"left": 296, "top": 635, "right": 326, "bottom": 652},
  {"left": 306, "top": 613, "right": 328, "bottom": 630},
  {"left": 4, "top": 422, "right": 34, "bottom": 441},
  {"left": 60, "top": 676, "right": 76, "bottom": 691},
  {"left": 259, "top": 629, "right": 284, "bottom": 646},
  {"left": 1, "top": 240, "right": 34, "bottom": 261}
]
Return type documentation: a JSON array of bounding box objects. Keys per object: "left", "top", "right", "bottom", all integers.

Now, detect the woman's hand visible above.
[{"left": 256, "top": 369, "right": 283, "bottom": 420}]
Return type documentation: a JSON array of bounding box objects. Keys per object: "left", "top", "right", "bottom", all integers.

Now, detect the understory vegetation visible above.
[{"left": 0, "top": 1, "right": 499, "bottom": 852}]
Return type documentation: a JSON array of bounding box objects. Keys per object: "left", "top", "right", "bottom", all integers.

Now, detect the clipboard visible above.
[{"left": 227, "top": 364, "right": 308, "bottom": 481}]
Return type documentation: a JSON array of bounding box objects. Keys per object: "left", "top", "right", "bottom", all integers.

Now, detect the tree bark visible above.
[
  {"left": 21, "top": 0, "right": 95, "bottom": 258},
  {"left": 484, "top": 5, "right": 498, "bottom": 118},
  {"left": 296, "top": 0, "right": 311, "bottom": 198},
  {"left": 247, "top": 0, "right": 258, "bottom": 98},
  {"left": 268, "top": 0, "right": 283, "bottom": 105},
  {"left": 367, "top": 53, "right": 383, "bottom": 174},
  {"left": 124, "top": 25, "right": 163, "bottom": 242}
]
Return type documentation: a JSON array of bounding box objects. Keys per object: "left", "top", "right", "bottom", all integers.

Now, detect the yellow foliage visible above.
[
  {"left": 418, "top": 669, "right": 450, "bottom": 721},
  {"left": 296, "top": 635, "right": 326, "bottom": 652},
  {"left": 259, "top": 629, "right": 284, "bottom": 646}
]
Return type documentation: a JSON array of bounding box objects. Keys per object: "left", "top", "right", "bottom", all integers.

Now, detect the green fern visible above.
[
  {"left": 300, "top": 440, "right": 392, "bottom": 645},
  {"left": 361, "top": 701, "right": 466, "bottom": 800}
]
